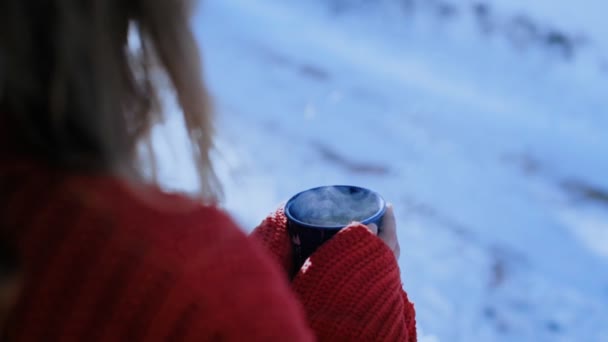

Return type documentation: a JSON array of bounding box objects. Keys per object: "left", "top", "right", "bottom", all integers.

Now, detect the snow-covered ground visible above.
[{"left": 155, "top": 0, "right": 608, "bottom": 340}]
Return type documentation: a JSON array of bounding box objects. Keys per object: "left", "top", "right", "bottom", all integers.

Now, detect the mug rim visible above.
[{"left": 285, "top": 185, "right": 386, "bottom": 229}]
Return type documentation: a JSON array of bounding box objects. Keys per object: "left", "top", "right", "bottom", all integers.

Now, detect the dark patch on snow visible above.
[
  {"left": 562, "top": 180, "right": 608, "bottom": 207},
  {"left": 429, "top": 0, "right": 459, "bottom": 20},
  {"left": 506, "top": 14, "right": 539, "bottom": 50},
  {"left": 489, "top": 256, "right": 507, "bottom": 289},
  {"left": 298, "top": 64, "right": 331, "bottom": 82},
  {"left": 544, "top": 30, "right": 577, "bottom": 60},
  {"left": 483, "top": 305, "right": 497, "bottom": 319},
  {"left": 251, "top": 43, "right": 332, "bottom": 82},
  {"left": 472, "top": 2, "right": 494, "bottom": 35},
  {"left": 501, "top": 153, "right": 542, "bottom": 176},
  {"left": 401, "top": 0, "right": 416, "bottom": 15},
  {"left": 254, "top": 44, "right": 291, "bottom": 66},
  {"left": 401, "top": 196, "right": 476, "bottom": 240},
  {"left": 546, "top": 320, "right": 563, "bottom": 333},
  {"left": 508, "top": 298, "right": 532, "bottom": 313},
  {"left": 600, "top": 58, "right": 608, "bottom": 73},
  {"left": 483, "top": 306, "right": 512, "bottom": 334},
  {"left": 486, "top": 246, "right": 527, "bottom": 290},
  {"left": 314, "top": 143, "right": 390, "bottom": 175},
  {"left": 503, "top": 154, "right": 608, "bottom": 210}
]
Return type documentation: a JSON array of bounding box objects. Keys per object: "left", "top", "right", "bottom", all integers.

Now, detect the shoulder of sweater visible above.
[
  {"left": 6, "top": 164, "right": 257, "bottom": 273},
  {"left": 65, "top": 173, "right": 234, "bottom": 226},
  {"left": 59, "top": 173, "right": 252, "bottom": 263}
]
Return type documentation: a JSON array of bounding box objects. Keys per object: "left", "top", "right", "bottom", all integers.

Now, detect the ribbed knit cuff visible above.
[
  {"left": 252, "top": 212, "right": 417, "bottom": 341},
  {"left": 291, "top": 224, "right": 416, "bottom": 341},
  {"left": 250, "top": 208, "right": 294, "bottom": 277}
]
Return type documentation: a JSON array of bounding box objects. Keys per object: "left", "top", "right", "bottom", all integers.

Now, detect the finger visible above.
[
  {"left": 394, "top": 242, "right": 401, "bottom": 260},
  {"left": 379, "top": 204, "right": 399, "bottom": 258},
  {"left": 365, "top": 223, "right": 379, "bottom": 236},
  {"left": 378, "top": 204, "right": 397, "bottom": 241}
]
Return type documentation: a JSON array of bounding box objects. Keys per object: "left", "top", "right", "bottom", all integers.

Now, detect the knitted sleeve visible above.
[{"left": 251, "top": 209, "right": 417, "bottom": 341}]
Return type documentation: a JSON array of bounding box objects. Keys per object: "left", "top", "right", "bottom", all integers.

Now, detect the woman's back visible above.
[
  {"left": 0, "top": 1, "right": 416, "bottom": 340},
  {"left": 0, "top": 161, "right": 313, "bottom": 341}
]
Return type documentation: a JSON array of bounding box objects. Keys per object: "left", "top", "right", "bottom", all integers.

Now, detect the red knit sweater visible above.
[{"left": 1, "top": 160, "right": 416, "bottom": 341}]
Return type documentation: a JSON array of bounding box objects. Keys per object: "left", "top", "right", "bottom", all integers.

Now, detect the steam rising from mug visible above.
[
  {"left": 285, "top": 185, "right": 386, "bottom": 275},
  {"left": 289, "top": 186, "right": 382, "bottom": 226}
]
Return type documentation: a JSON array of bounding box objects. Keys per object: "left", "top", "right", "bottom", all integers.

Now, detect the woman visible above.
[{"left": 0, "top": 0, "right": 416, "bottom": 341}]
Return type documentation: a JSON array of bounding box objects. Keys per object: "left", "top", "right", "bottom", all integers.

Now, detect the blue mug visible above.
[{"left": 285, "top": 185, "right": 386, "bottom": 273}]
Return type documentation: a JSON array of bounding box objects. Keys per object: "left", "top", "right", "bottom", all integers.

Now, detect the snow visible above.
[
  {"left": 559, "top": 206, "right": 608, "bottom": 259},
  {"left": 155, "top": 0, "right": 608, "bottom": 340}
]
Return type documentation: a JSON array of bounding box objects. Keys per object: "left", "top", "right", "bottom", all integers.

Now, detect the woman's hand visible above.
[
  {"left": 252, "top": 202, "right": 417, "bottom": 340},
  {"left": 366, "top": 204, "right": 400, "bottom": 260},
  {"left": 290, "top": 203, "right": 416, "bottom": 341},
  {"left": 252, "top": 203, "right": 402, "bottom": 277}
]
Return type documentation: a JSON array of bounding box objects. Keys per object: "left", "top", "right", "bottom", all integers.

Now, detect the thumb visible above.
[{"left": 378, "top": 204, "right": 400, "bottom": 260}]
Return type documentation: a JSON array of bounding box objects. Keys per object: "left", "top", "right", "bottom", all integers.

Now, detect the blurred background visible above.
[{"left": 153, "top": 0, "right": 608, "bottom": 341}]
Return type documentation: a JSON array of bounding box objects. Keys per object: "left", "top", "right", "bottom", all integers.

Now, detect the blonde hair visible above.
[{"left": 0, "top": 0, "right": 220, "bottom": 202}]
